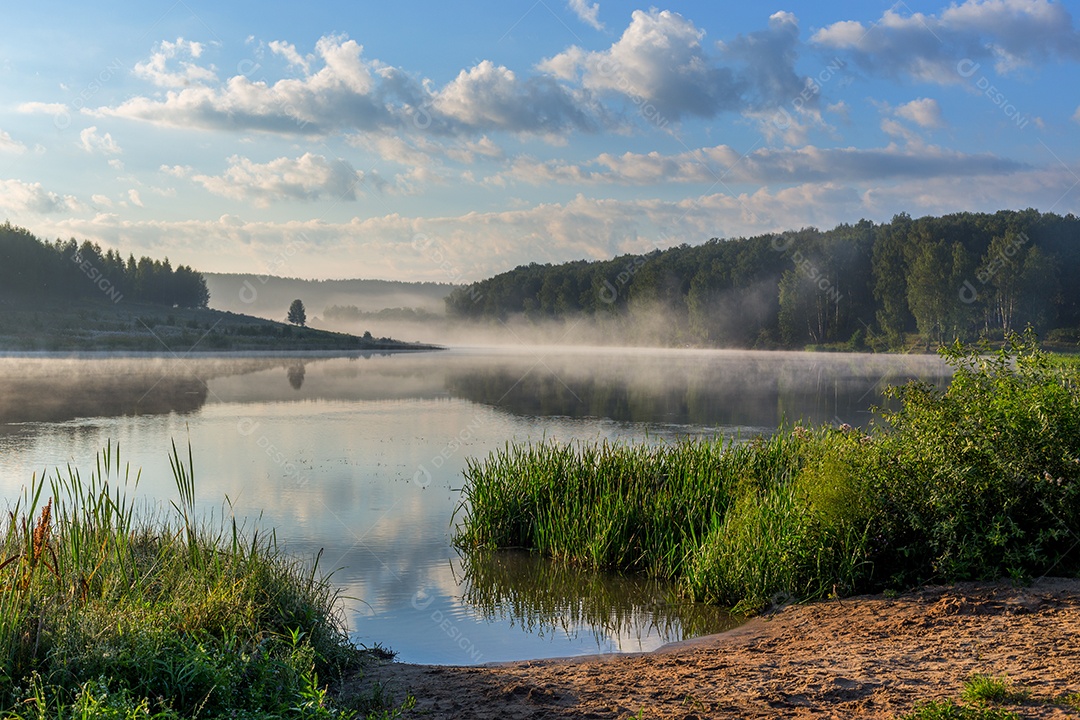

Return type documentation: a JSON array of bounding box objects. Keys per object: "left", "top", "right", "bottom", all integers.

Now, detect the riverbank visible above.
[
  {"left": 0, "top": 296, "right": 440, "bottom": 352},
  {"left": 348, "top": 577, "right": 1080, "bottom": 719},
  {"left": 453, "top": 335, "right": 1080, "bottom": 613}
]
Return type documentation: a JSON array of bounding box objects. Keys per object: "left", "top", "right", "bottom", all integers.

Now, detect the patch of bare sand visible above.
[{"left": 342, "top": 578, "right": 1080, "bottom": 719}]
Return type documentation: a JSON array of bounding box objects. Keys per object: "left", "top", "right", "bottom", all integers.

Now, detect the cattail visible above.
[{"left": 31, "top": 499, "right": 52, "bottom": 562}]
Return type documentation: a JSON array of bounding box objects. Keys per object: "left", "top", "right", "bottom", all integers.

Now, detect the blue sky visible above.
[{"left": 1, "top": 0, "right": 1078, "bottom": 281}]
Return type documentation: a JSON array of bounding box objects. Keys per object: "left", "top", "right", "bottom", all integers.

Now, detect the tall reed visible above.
[
  {"left": 455, "top": 332, "right": 1080, "bottom": 613},
  {"left": 0, "top": 441, "right": 367, "bottom": 718}
]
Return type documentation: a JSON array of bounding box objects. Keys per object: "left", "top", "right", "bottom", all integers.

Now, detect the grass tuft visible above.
[
  {"left": 899, "top": 699, "right": 1021, "bottom": 720},
  {"left": 0, "top": 441, "right": 401, "bottom": 719},
  {"left": 961, "top": 675, "right": 1029, "bottom": 705}
]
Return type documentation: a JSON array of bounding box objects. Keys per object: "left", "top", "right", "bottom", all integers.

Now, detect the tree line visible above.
[
  {"left": 445, "top": 209, "right": 1080, "bottom": 349},
  {"left": 0, "top": 222, "right": 209, "bottom": 308}
]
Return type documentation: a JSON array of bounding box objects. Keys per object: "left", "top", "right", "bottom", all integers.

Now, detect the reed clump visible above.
[
  {"left": 0, "top": 441, "right": 397, "bottom": 719},
  {"left": 455, "top": 332, "right": 1080, "bottom": 612}
]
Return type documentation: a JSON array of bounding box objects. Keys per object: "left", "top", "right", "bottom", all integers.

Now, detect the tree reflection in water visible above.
[
  {"left": 456, "top": 549, "right": 743, "bottom": 650},
  {"left": 287, "top": 362, "right": 306, "bottom": 390}
]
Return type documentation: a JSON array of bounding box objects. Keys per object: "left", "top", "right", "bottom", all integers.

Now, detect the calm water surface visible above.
[{"left": 0, "top": 347, "right": 950, "bottom": 664}]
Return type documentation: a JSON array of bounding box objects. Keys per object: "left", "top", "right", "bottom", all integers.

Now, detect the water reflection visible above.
[
  {"left": 0, "top": 358, "right": 209, "bottom": 425},
  {"left": 287, "top": 362, "right": 306, "bottom": 390},
  {"left": 458, "top": 550, "right": 742, "bottom": 649},
  {"left": 0, "top": 348, "right": 951, "bottom": 664},
  {"left": 0, "top": 349, "right": 951, "bottom": 433}
]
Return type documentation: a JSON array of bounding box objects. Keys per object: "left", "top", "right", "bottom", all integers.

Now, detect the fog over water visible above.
[{"left": 0, "top": 348, "right": 950, "bottom": 663}]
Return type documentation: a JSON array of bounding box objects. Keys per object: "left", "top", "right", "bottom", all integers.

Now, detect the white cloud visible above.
[
  {"left": 0, "top": 178, "right": 81, "bottom": 215},
  {"left": 90, "top": 14, "right": 840, "bottom": 142},
  {"left": 97, "top": 35, "right": 388, "bottom": 136},
  {"left": 16, "top": 101, "right": 67, "bottom": 115},
  {"left": 493, "top": 143, "right": 1026, "bottom": 187},
  {"left": 160, "top": 164, "right": 193, "bottom": 178},
  {"left": 127, "top": 189, "right": 144, "bottom": 207},
  {"left": 895, "top": 98, "right": 945, "bottom": 128},
  {"left": 179, "top": 153, "right": 380, "bottom": 206},
  {"left": 567, "top": 0, "right": 604, "bottom": 30},
  {"left": 79, "top": 126, "right": 122, "bottom": 154},
  {"left": 32, "top": 164, "right": 1079, "bottom": 282},
  {"left": 539, "top": 10, "right": 742, "bottom": 119},
  {"left": 98, "top": 34, "right": 593, "bottom": 138},
  {"left": 0, "top": 130, "right": 26, "bottom": 154},
  {"left": 133, "top": 37, "right": 217, "bottom": 87},
  {"left": 827, "top": 101, "right": 850, "bottom": 122},
  {"left": 268, "top": 40, "right": 312, "bottom": 72},
  {"left": 813, "top": 0, "right": 1080, "bottom": 83},
  {"left": 539, "top": 8, "right": 820, "bottom": 126},
  {"left": 91, "top": 194, "right": 113, "bottom": 207},
  {"left": 880, "top": 117, "right": 922, "bottom": 144},
  {"left": 432, "top": 60, "right": 598, "bottom": 135},
  {"left": 723, "top": 11, "right": 810, "bottom": 111}
]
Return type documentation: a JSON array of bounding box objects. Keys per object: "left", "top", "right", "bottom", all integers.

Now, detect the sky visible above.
[{"left": 1, "top": 0, "right": 1079, "bottom": 283}]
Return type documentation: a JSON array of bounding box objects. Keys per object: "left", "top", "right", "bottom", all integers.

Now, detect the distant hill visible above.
[{"left": 205, "top": 273, "right": 455, "bottom": 322}]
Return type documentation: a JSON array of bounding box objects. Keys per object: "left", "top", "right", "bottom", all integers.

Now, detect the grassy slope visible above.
[{"left": 0, "top": 296, "right": 440, "bottom": 352}]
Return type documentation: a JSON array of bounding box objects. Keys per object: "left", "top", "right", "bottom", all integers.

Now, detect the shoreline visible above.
[
  {"left": 347, "top": 578, "right": 1080, "bottom": 719},
  {"left": 0, "top": 345, "right": 444, "bottom": 358}
]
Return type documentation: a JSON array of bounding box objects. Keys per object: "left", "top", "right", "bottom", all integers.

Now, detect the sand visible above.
[{"left": 343, "top": 577, "right": 1080, "bottom": 719}]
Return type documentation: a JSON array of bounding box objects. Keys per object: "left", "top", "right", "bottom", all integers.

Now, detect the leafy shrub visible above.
[{"left": 456, "top": 332, "right": 1080, "bottom": 610}]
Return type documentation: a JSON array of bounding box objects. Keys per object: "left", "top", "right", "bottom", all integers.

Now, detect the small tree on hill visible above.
[{"left": 287, "top": 299, "right": 307, "bottom": 327}]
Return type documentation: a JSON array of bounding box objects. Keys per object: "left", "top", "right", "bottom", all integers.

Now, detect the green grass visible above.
[
  {"left": 898, "top": 700, "right": 1020, "bottom": 720},
  {"left": 897, "top": 674, "right": 1068, "bottom": 719},
  {"left": 0, "top": 441, "right": 404, "bottom": 719},
  {"left": 961, "top": 675, "right": 1029, "bottom": 705},
  {"left": 454, "top": 331, "right": 1080, "bottom": 612}
]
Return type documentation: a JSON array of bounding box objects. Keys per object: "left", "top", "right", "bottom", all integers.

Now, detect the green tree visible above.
[
  {"left": 872, "top": 214, "right": 912, "bottom": 348},
  {"left": 287, "top": 299, "right": 307, "bottom": 327},
  {"left": 982, "top": 231, "right": 1037, "bottom": 335},
  {"left": 906, "top": 240, "right": 953, "bottom": 348}
]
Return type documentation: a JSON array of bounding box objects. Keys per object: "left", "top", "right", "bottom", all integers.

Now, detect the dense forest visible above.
[
  {"left": 445, "top": 209, "right": 1080, "bottom": 349},
  {"left": 0, "top": 222, "right": 209, "bottom": 308}
]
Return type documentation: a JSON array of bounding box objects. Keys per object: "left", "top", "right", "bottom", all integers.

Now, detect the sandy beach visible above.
[{"left": 347, "top": 578, "right": 1080, "bottom": 719}]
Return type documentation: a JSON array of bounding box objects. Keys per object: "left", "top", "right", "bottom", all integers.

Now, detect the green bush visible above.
[
  {"left": 871, "top": 333, "right": 1080, "bottom": 586},
  {"left": 455, "top": 332, "right": 1080, "bottom": 610}
]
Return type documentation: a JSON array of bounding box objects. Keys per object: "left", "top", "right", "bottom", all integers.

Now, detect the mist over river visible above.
[{"left": 0, "top": 347, "right": 949, "bottom": 664}]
